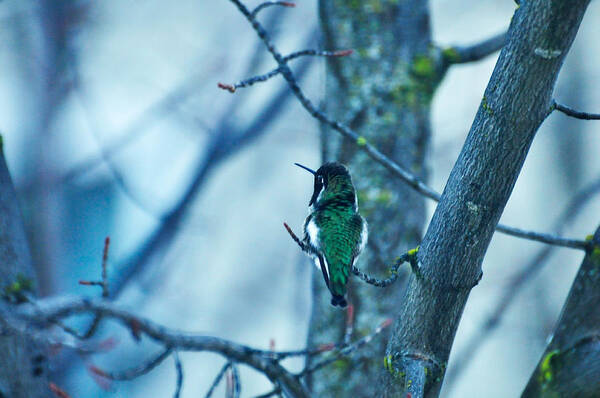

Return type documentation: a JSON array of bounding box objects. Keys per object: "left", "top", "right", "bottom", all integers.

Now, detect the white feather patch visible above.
[
  {"left": 306, "top": 219, "right": 330, "bottom": 278},
  {"left": 358, "top": 219, "right": 368, "bottom": 255},
  {"left": 306, "top": 219, "right": 319, "bottom": 249}
]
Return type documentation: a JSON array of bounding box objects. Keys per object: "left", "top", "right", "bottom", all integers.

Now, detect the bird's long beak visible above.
[{"left": 294, "top": 163, "right": 316, "bottom": 175}]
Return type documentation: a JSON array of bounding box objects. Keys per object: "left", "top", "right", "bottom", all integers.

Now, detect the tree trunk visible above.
[
  {"left": 0, "top": 139, "right": 49, "bottom": 397},
  {"left": 522, "top": 227, "right": 600, "bottom": 397},
  {"left": 307, "top": 1, "right": 434, "bottom": 395},
  {"left": 382, "top": 1, "right": 591, "bottom": 396}
]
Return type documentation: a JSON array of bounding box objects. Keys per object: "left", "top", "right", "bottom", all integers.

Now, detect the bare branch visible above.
[
  {"left": 205, "top": 362, "right": 231, "bottom": 398},
  {"left": 0, "top": 289, "right": 398, "bottom": 397},
  {"left": 226, "top": 363, "right": 241, "bottom": 398},
  {"left": 217, "top": 49, "right": 351, "bottom": 92},
  {"left": 553, "top": 100, "right": 600, "bottom": 120},
  {"left": 76, "top": 236, "right": 112, "bottom": 340},
  {"left": 173, "top": 351, "right": 183, "bottom": 398},
  {"left": 251, "top": 1, "right": 295, "bottom": 18},
  {"left": 282, "top": 222, "right": 310, "bottom": 253},
  {"left": 282, "top": 49, "right": 353, "bottom": 62},
  {"left": 92, "top": 347, "right": 183, "bottom": 394},
  {"left": 79, "top": 237, "right": 111, "bottom": 296},
  {"left": 222, "top": 0, "right": 589, "bottom": 252},
  {"left": 494, "top": 223, "right": 586, "bottom": 249},
  {"left": 92, "top": 348, "right": 172, "bottom": 381},
  {"left": 10, "top": 296, "right": 310, "bottom": 398},
  {"left": 101, "top": 236, "right": 110, "bottom": 298},
  {"left": 351, "top": 250, "right": 420, "bottom": 287},
  {"left": 254, "top": 342, "right": 338, "bottom": 361},
  {"left": 443, "top": 31, "right": 507, "bottom": 65},
  {"left": 298, "top": 318, "right": 393, "bottom": 376},
  {"left": 218, "top": 67, "right": 282, "bottom": 93}
]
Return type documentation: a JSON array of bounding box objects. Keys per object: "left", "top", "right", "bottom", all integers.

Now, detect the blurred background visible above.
[{"left": 0, "top": 0, "right": 599, "bottom": 396}]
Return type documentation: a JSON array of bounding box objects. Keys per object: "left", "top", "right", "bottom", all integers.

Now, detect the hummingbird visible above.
[{"left": 295, "top": 162, "right": 368, "bottom": 307}]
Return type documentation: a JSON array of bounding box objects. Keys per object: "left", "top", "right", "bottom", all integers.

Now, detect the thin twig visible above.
[
  {"left": 205, "top": 362, "right": 231, "bottom": 398},
  {"left": 218, "top": 68, "right": 281, "bottom": 93},
  {"left": 90, "top": 348, "right": 172, "bottom": 381},
  {"left": 494, "top": 223, "right": 586, "bottom": 249},
  {"left": 173, "top": 351, "right": 183, "bottom": 398},
  {"left": 222, "top": 0, "right": 589, "bottom": 251},
  {"left": 282, "top": 49, "right": 353, "bottom": 62},
  {"left": 101, "top": 236, "right": 110, "bottom": 298},
  {"left": 77, "top": 236, "right": 112, "bottom": 339},
  {"left": 229, "top": 363, "right": 241, "bottom": 398},
  {"left": 78, "top": 236, "right": 110, "bottom": 296},
  {"left": 217, "top": 48, "right": 351, "bottom": 92},
  {"left": 351, "top": 250, "right": 420, "bottom": 287},
  {"left": 554, "top": 100, "right": 600, "bottom": 120},
  {"left": 258, "top": 342, "right": 337, "bottom": 361},
  {"left": 282, "top": 222, "right": 310, "bottom": 252},
  {"left": 299, "top": 318, "right": 393, "bottom": 376},
  {"left": 226, "top": 367, "right": 234, "bottom": 398},
  {"left": 251, "top": 1, "right": 295, "bottom": 17}
]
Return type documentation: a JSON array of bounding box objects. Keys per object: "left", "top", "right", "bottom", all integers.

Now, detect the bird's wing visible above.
[{"left": 318, "top": 212, "right": 364, "bottom": 296}]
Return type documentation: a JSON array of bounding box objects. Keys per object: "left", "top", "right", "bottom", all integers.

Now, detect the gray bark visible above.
[
  {"left": 307, "top": 0, "right": 433, "bottom": 395},
  {"left": 382, "top": 1, "right": 591, "bottom": 396},
  {"left": 0, "top": 139, "right": 49, "bottom": 397},
  {"left": 522, "top": 227, "right": 600, "bottom": 397}
]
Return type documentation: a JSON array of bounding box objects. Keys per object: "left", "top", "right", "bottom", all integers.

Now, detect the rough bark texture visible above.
[
  {"left": 0, "top": 139, "right": 49, "bottom": 397},
  {"left": 522, "top": 227, "right": 600, "bottom": 397},
  {"left": 382, "top": 1, "right": 591, "bottom": 396},
  {"left": 307, "top": 1, "right": 434, "bottom": 396}
]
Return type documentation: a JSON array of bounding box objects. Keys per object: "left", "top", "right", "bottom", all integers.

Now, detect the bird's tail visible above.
[{"left": 330, "top": 294, "right": 347, "bottom": 308}]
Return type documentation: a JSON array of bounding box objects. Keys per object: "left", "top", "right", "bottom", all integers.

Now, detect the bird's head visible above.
[{"left": 295, "top": 162, "right": 356, "bottom": 209}]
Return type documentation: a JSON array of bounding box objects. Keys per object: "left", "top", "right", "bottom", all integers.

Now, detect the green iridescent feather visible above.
[
  {"left": 314, "top": 209, "right": 364, "bottom": 296},
  {"left": 298, "top": 162, "right": 367, "bottom": 306}
]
